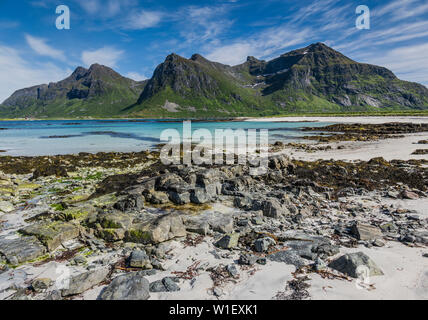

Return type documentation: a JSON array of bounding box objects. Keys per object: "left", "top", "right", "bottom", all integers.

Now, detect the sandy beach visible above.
[{"left": 0, "top": 119, "right": 427, "bottom": 301}]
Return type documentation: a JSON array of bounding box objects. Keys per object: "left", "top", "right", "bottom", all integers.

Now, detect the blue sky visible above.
[{"left": 0, "top": 0, "right": 427, "bottom": 102}]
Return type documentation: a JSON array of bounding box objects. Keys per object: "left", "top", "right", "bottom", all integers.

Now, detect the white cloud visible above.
[
  {"left": 125, "top": 72, "right": 148, "bottom": 81},
  {"left": 205, "top": 25, "right": 311, "bottom": 65},
  {"left": 366, "top": 43, "right": 428, "bottom": 85},
  {"left": 0, "top": 45, "right": 70, "bottom": 103},
  {"left": 81, "top": 46, "right": 124, "bottom": 68},
  {"left": 25, "top": 34, "right": 65, "bottom": 61},
  {"left": 76, "top": 0, "right": 100, "bottom": 14},
  {"left": 124, "top": 10, "right": 163, "bottom": 29},
  {"left": 206, "top": 42, "right": 252, "bottom": 65}
]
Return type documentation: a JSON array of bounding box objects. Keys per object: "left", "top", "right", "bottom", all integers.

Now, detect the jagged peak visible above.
[{"left": 190, "top": 53, "right": 207, "bottom": 61}]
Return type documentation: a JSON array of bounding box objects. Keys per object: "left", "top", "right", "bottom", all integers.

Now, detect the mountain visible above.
[
  {"left": 0, "top": 64, "right": 146, "bottom": 118},
  {"left": 1, "top": 43, "right": 427, "bottom": 118}
]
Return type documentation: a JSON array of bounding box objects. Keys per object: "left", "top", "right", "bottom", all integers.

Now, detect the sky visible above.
[{"left": 0, "top": 0, "right": 427, "bottom": 103}]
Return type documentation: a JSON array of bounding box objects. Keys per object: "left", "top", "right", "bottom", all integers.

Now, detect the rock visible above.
[
  {"left": 226, "top": 264, "right": 239, "bottom": 278},
  {"left": 372, "top": 239, "right": 385, "bottom": 247},
  {"left": 129, "top": 250, "right": 152, "bottom": 269},
  {"left": 20, "top": 221, "right": 80, "bottom": 251},
  {"left": 0, "top": 235, "right": 46, "bottom": 264},
  {"left": 114, "top": 194, "right": 144, "bottom": 212},
  {"left": 32, "top": 278, "right": 52, "bottom": 292},
  {"left": 328, "top": 252, "right": 384, "bottom": 278},
  {"left": 267, "top": 249, "right": 308, "bottom": 268},
  {"left": 169, "top": 191, "right": 191, "bottom": 205},
  {"left": 313, "top": 257, "right": 327, "bottom": 271},
  {"left": 254, "top": 237, "right": 276, "bottom": 253},
  {"left": 312, "top": 243, "right": 340, "bottom": 258},
  {"left": 183, "top": 211, "right": 234, "bottom": 234},
  {"left": 126, "top": 214, "right": 186, "bottom": 244},
  {"left": 401, "top": 190, "right": 419, "bottom": 200},
  {"left": 233, "top": 195, "right": 253, "bottom": 210},
  {"left": 44, "top": 290, "right": 62, "bottom": 300},
  {"left": 97, "top": 211, "right": 133, "bottom": 229},
  {"left": 190, "top": 188, "right": 211, "bottom": 204},
  {"left": 98, "top": 272, "right": 150, "bottom": 300},
  {"left": 268, "top": 155, "right": 289, "bottom": 170},
  {"left": 163, "top": 277, "right": 180, "bottom": 292},
  {"left": 251, "top": 216, "right": 263, "bottom": 225},
  {"left": 156, "top": 173, "right": 185, "bottom": 191},
  {"left": 350, "top": 222, "right": 382, "bottom": 241},
  {"left": 0, "top": 201, "right": 14, "bottom": 213},
  {"left": 147, "top": 191, "right": 169, "bottom": 204},
  {"left": 262, "top": 198, "right": 289, "bottom": 218},
  {"left": 62, "top": 266, "right": 110, "bottom": 296},
  {"left": 149, "top": 280, "right": 166, "bottom": 292},
  {"left": 98, "top": 228, "right": 126, "bottom": 241},
  {"left": 149, "top": 277, "right": 180, "bottom": 292},
  {"left": 213, "top": 287, "right": 223, "bottom": 297},
  {"left": 238, "top": 253, "right": 258, "bottom": 265},
  {"left": 215, "top": 233, "right": 239, "bottom": 249}
]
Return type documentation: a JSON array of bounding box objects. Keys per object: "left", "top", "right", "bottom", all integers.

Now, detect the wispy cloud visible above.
[
  {"left": 363, "top": 43, "right": 428, "bottom": 86},
  {"left": 123, "top": 10, "right": 163, "bottom": 30},
  {"left": 25, "top": 34, "right": 66, "bottom": 61},
  {"left": 0, "top": 45, "right": 70, "bottom": 103},
  {"left": 81, "top": 46, "right": 124, "bottom": 67},
  {"left": 125, "top": 72, "right": 148, "bottom": 81}
]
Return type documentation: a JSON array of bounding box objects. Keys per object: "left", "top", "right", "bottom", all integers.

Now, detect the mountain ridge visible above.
[{"left": 1, "top": 42, "right": 427, "bottom": 118}]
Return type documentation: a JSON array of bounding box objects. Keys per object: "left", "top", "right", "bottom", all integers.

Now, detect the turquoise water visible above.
[{"left": 0, "top": 120, "right": 332, "bottom": 156}]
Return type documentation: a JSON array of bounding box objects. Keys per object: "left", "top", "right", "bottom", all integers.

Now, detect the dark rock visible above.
[
  {"left": 169, "top": 191, "right": 191, "bottom": 205},
  {"left": 328, "top": 252, "right": 384, "bottom": 278},
  {"left": 238, "top": 253, "right": 258, "bottom": 266},
  {"left": 215, "top": 233, "right": 239, "bottom": 249},
  {"left": 350, "top": 222, "right": 382, "bottom": 241},
  {"left": 98, "top": 272, "right": 150, "bottom": 300},
  {"left": 190, "top": 188, "right": 211, "bottom": 204},
  {"left": 262, "top": 198, "right": 289, "bottom": 218}
]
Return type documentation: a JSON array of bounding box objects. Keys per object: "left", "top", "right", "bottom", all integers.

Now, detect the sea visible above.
[{"left": 0, "top": 119, "right": 332, "bottom": 156}]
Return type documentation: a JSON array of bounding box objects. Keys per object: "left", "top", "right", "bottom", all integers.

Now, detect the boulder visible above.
[
  {"left": 238, "top": 253, "right": 258, "bottom": 265},
  {"left": 129, "top": 250, "right": 152, "bottom": 269},
  {"left": 98, "top": 272, "right": 150, "bottom": 300},
  {"left": 267, "top": 249, "right": 308, "bottom": 268},
  {"left": 190, "top": 188, "right": 211, "bottom": 204},
  {"left": 0, "top": 201, "right": 14, "bottom": 213},
  {"left": 32, "top": 278, "right": 53, "bottom": 292},
  {"left": 183, "top": 211, "right": 234, "bottom": 234},
  {"left": 20, "top": 221, "right": 80, "bottom": 251},
  {"left": 126, "top": 214, "right": 186, "bottom": 244},
  {"left": 97, "top": 211, "right": 133, "bottom": 229},
  {"left": 147, "top": 191, "right": 170, "bottom": 204},
  {"left": 328, "top": 252, "right": 384, "bottom": 278},
  {"left": 169, "top": 191, "right": 191, "bottom": 205},
  {"left": 0, "top": 235, "right": 46, "bottom": 264},
  {"left": 62, "top": 267, "right": 110, "bottom": 296},
  {"left": 254, "top": 237, "right": 276, "bottom": 253},
  {"left": 262, "top": 198, "right": 290, "bottom": 218},
  {"left": 114, "top": 194, "right": 144, "bottom": 212},
  {"left": 350, "top": 222, "right": 382, "bottom": 241},
  {"left": 149, "top": 277, "right": 180, "bottom": 292},
  {"left": 215, "top": 233, "right": 239, "bottom": 249}
]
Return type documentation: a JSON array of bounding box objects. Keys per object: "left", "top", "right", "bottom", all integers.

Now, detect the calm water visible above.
[{"left": 0, "top": 120, "right": 332, "bottom": 156}]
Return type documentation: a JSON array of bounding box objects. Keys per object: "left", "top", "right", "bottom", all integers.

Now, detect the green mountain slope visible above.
[
  {"left": 1, "top": 43, "right": 427, "bottom": 118},
  {"left": 0, "top": 64, "right": 146, "bottom": 118}
]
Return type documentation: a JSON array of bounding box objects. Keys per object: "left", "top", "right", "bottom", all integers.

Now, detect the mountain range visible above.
[{"left": 1, "top": 42, "right": 427, "bottom": 118}]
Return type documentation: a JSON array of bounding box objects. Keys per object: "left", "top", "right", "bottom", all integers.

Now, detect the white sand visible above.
[
  {"left": 286, "top": 132, "right": 428, "bottom": 161},
  {"left": 247, "top": 116, "right": 428, "bottom": 124},
  {"left": 309, "top": 242, "right": 428, "bottom": 300}
]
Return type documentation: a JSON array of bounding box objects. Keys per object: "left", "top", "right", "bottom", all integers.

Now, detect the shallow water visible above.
[{"left": 0, "top": 120, "right": 331, "bottom": 156}]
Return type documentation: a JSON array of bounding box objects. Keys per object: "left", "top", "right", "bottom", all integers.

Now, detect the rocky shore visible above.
[{"left": 0, "top": 122, "right": 427, "bottom": 300}]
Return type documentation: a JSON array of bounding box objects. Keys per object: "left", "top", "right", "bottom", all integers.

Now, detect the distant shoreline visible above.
[{"left": 1, "top": 110, "right": 428, "bottom": 121}]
